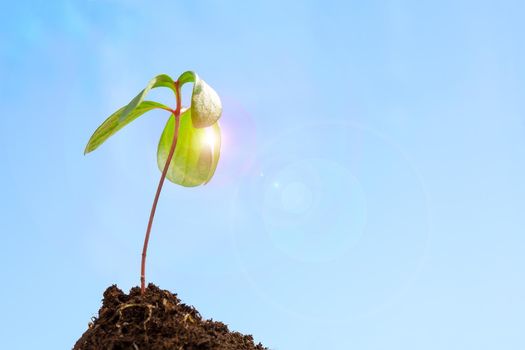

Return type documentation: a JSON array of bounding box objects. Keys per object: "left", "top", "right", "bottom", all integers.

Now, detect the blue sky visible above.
[{"left": 1, "top": 1, "right": 524, "bottom": 349}]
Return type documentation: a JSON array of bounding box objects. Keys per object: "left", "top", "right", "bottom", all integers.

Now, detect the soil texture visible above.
[{"left": 74, "top": 284, "right": 267, "bottom": 350}]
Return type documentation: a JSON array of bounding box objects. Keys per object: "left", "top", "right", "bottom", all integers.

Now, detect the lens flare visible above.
[
  {"left": 204, "top": 127, "right": 216, "bottom": 148},
  {"left": 229, "top": 121, "right": 430, "bottom": 320}
]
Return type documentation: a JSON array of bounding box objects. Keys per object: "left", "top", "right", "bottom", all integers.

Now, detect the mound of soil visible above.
[{"left": 74, "top": 284, "right": 267, "bottom": 350}]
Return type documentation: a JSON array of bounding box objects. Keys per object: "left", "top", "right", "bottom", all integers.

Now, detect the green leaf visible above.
[
  {"left": 84, "top": 101, "right": 170, "bottom": 154},
  {"left": 177, "top": 71, "right": 222, "bottom": 128},
  {"left": 119, "top": 74, "right": 176, "bottom": 122},
  {"left": 157, "top": 108, "right": 221, "bottom": 187}
]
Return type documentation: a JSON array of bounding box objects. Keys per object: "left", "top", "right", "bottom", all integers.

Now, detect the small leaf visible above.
[
  {"left": 157, "top": 109, "right": 221, "bottom": 187},
  {"left": 85, "top": 101, "right": 170, "bottom": 154},
  {"left": 177, "top": 71, "right": 222, "bottom": 128},
  {"left": 119, "top": 74, "right": 176, "bottom": 122}
]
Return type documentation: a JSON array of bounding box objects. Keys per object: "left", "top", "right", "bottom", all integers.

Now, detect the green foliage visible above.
[
  {"left": 119, "top": 74, "right": 177, "bottom": 122},
  {"left": 157, "top": 108, "right": 221, "bottom": 186},
  {"left": 85, "top": 72, "right": 222, "bottom": 187},
  {"left": 178, "top": 71, "right": 222, "bottom": 128},
  {"left": 84, "top": 101, "right": 170, "bottom": 154}
]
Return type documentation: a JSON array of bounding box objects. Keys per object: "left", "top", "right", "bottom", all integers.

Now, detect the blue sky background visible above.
[{"left": 1, "top": 1, "right": 524, "bottom": 349}]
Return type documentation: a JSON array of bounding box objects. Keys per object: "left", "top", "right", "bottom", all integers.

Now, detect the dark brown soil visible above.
[{"left": 74, "top": 284, "right": 267, "bottom": 350}]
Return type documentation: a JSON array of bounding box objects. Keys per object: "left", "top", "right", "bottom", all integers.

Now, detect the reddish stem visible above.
[{"left": 140, "top": 81, "right": 182, "bottom": 294}]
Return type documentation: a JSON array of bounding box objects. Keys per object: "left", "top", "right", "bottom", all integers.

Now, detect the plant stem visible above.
[{"left": 140, "top": 81, "right": 182, "bottom": 294}]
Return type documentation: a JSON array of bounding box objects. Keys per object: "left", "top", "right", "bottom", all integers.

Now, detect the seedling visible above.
[{"left": 84, "top": 71, "right": 222, "bottom": 294}]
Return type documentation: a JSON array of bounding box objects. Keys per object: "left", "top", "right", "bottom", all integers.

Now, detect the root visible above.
[
  {"left": 112, "top": 302, "right": 156, "bottom": 339},
  {"left": 116, "top": 303, "right": 154, "bottom": 319},
  {"left": 183, "top": 313, "right": 195, "bottom": 324}
]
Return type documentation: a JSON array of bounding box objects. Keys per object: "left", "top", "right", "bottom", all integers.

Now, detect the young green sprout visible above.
[{"left": 85, "top": 71, "right": 222, "bottom": 294}]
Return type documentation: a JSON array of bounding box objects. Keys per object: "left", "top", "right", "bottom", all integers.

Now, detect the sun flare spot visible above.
[
  {"left": 204, "top": 127, "right": 216, "bottom": 154},
  {"left": 204, "top": 127, "right": 215, "bottom": 145}
]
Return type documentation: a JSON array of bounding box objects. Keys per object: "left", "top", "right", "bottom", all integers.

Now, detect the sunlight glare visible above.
[{"left": 204, "top": 127, "right": 216, "bottom": 154}]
